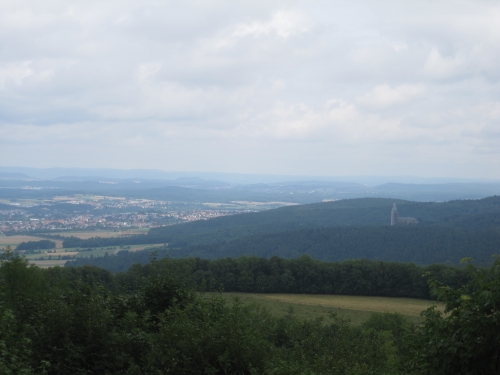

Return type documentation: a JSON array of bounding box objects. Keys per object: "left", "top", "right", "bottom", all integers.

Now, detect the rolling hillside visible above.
[
  {"left": 60, "top": 196, "right": 500, "bottom": 266},
  {"left": 65, "top": 196, "right": 500, "bottom": 249}
]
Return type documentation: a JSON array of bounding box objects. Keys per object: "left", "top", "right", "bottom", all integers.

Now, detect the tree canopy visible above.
[{"left": 413, "top": 256, "right": 500, "bottom": 374}]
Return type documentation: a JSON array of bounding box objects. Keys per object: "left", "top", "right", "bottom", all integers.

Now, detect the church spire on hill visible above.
[{"left": 391, "top": 203, "right": 418, "bottom": 225}]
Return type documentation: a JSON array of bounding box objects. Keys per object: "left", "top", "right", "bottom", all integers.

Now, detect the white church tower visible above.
[{"left": 391, "top": 203, "right": 399, "bottom": 225}]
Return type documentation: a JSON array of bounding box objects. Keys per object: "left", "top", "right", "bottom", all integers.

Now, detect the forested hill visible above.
[
  {"left": 147, "top": 196, "right": 500, "bottom": 245},
  {"left": 163, "top": 226, "right": 500, "bottom": 265},
  {"left": 69, "top": 225, "right": 500, "bottom": 267},
  {"left": 64, "top": 196, "right": 500, "bottom": 249}
]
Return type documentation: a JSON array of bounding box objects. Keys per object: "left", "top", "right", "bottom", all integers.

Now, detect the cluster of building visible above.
[{"left": 0, "top": 196, "right": 252, "bottom": 234}]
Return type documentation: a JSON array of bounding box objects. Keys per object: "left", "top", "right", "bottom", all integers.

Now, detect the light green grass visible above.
[{"left": 217, "top": 293, "right": 444, "bottom": 325}]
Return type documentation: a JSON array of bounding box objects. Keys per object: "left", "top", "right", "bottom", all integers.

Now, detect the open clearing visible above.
[
  {"left": 219, "top": 293, "right": 444, "bottom": 325},
  {"left": 0, "top": 235, "right": 63, "bottom": 249}
]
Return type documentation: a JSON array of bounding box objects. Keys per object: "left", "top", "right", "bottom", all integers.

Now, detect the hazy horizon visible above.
[
  {"left": 2, "top": 1, "right": 500, "bottom": 179},
  {"left": 2, "top": 165, "right": 500, "bottom": 186}
]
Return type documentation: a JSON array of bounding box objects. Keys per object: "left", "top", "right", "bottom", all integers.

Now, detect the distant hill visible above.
[
  {"left": 65, "top": 196, "right": 500, "bottom": 256},
  {"left": 0, "top": 172, "right": 34, "bottom": 180},
  {"left": 2, "top": 168, "right": 500, "bottom": 203},
  {"left": 143, "top": 196, "right": 500, "bottom": 246},
  {"left": 371, "top": 183, "right": 500, "bottom": 201}
]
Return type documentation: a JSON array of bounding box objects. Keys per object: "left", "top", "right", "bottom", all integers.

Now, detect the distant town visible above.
[{"left": 0, "top": 195, "right": 256, "bottom": 234}]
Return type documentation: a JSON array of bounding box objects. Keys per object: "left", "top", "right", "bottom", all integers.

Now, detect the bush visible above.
[{"left": 413, "top": 256, "right": 500, "bottom": 374}]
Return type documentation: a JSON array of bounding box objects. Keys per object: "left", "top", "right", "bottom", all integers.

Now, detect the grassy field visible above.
[{"left": 218, "top": 293, "right": 444, "bottom": 325}]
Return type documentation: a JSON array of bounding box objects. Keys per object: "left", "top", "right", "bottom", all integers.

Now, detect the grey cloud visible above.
[{"left": 1, "top": 0, "right": 500, "bottom": 178}]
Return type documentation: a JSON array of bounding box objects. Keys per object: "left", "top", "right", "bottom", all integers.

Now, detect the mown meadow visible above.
[{"left": 217, "top": 293, "right": 444, "bottom": 325}]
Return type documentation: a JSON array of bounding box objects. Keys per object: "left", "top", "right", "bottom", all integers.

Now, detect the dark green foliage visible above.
[
  {"left": 361, "top": 312, "right": 412, "bottom": 355},
  {"left": 46, "top": 264, "right": 114, "bottom": 289},
  {"left": 16, "top": 240, "right": 56, "bottom": 251},
  {"left": 27, "top": 283, "right": 118, "bottom": 374},
  {"left": 412, "top": 256, "right": 500, "bottom": 374},
  {"left": 264, "top": 311, "right": 400, "bottom": 375},
  {"left": 0, "top": 310, "right": 38, "bottom": 375},
  {"left": 133, "top": 255, "right": 195, "bottom": 318},
  {"left": 140, "top": 298, "right": 273, "bottom": 374},
  {"left": 0, "top": 247, "right": 48, "bottom": 322},
  {"left": 2, "top": 247, "right": 498, "bottom": 374}
]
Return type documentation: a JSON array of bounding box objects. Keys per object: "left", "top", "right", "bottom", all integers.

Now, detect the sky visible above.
[{"left": 1, "top": 0, "right": 500, "bottom": 179}]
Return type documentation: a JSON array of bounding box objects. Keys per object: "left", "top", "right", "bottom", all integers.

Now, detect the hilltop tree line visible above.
[
  {"left": 1, "top": 247, "right": 499, "bottom": 374},
  {"left": 69, "top": 252, "right": 470, "bottom": 299}
]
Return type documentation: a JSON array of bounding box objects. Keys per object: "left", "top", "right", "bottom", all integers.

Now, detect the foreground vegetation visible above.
[{"left": 1, "top": 248, "right": 499, "bottom": 374}]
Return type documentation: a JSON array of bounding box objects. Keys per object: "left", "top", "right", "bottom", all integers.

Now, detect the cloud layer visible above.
[{"left": 1, "top": 0, "right": 500, "bottom": 178}]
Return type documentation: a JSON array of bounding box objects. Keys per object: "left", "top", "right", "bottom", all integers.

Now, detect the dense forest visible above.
[
  {"left": 68, "top": 252, "right": 470, "bottom": 299},
  {"left": 1, "top": 248, "right": 499, "bottom": 374},
  {"left": 163, "top": 226, "right": 500, "bottom": 265}
]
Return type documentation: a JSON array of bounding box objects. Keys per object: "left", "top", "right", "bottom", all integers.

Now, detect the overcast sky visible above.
[{"left": 1, "top": 0, "right": 500, "bottom": 179}]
